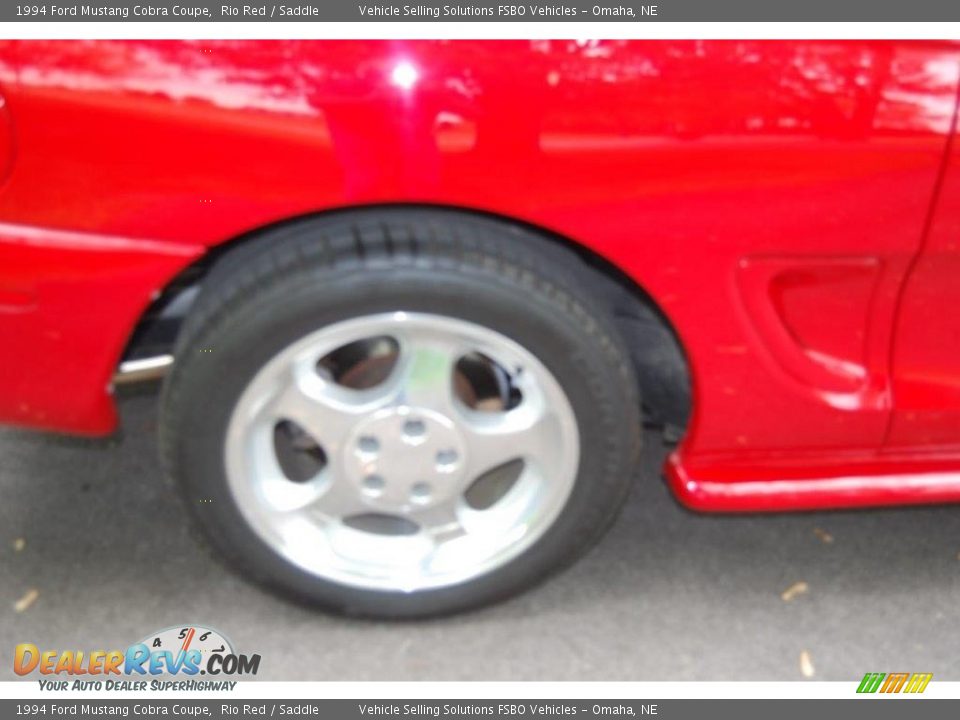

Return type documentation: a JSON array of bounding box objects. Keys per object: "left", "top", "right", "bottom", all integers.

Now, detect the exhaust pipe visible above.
[{"left": 113, "top": 354, "right": 174, "bottom": 385}]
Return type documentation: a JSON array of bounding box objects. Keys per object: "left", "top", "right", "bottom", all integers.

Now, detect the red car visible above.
[{"left": 1, "top": 40, "right": 959, "bottom": 616}]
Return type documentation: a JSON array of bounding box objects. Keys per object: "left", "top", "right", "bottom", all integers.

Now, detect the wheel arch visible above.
[{"left": 120, "top": 202, "right": 692, "bottom": 434}]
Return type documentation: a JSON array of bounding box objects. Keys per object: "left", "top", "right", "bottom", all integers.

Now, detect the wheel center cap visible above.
[{"left": 343, "top": 406, "right": 467, "bottom": 511}]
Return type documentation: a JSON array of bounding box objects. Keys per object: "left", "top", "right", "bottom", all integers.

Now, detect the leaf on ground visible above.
[
  {"left": 13, "top": 538, "right": 25, "bottom": 552},
  {"left": 14, "top": 588, "right": 39, "bottom": 613},
  {"left": 800, "top": 650, "right": 815, "bottom": 678},
  {"left": 781, "top": 581, "right": 809, "bottom": 602},
  {"left": 813, "top": 528, "right": 834, "bottom": 544}
]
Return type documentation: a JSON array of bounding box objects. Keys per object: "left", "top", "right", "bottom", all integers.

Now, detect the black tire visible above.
[{"left": 160, "top": 208, "right": 641, "bottom": 618}]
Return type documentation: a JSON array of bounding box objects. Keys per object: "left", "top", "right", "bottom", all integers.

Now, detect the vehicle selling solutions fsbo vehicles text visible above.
[{"left": 356, "top": 5, "right": 657, "bottom": 17}]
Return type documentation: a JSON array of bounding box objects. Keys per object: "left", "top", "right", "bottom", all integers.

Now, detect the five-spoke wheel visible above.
[
  {"left": 225, "top": 312, "right": 579, "bottom": 591},
  {"left": 162, "top": 210, "right": 640, "bottom": 617}
]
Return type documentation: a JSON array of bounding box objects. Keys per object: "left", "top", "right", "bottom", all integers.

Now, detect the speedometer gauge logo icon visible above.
[{"left": 138, "top": 625, "right": 234, "bottom": 674}]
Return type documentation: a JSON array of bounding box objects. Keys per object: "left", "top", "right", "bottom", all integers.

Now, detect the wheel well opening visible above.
[{"left": 119, "top": 203, "right": 692, "bottom": 435}]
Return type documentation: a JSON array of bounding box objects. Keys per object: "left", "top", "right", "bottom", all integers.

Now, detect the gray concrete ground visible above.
[{"left": 2, "top": 390, "right": 959, "bottom": 681}]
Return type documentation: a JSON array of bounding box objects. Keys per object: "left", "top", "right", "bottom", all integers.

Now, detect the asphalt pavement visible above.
[{"left": 2, "top": 389, "right": 959, "bottom": 681}]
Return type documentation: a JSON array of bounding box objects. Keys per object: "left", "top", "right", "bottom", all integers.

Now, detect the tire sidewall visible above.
[{"left": 167, "top": 257, "right": 637, "bottom": 617}]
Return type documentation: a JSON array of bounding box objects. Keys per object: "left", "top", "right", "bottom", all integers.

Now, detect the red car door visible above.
[{"left": 887, "top": 106, "right": 960, "bottom": 452}]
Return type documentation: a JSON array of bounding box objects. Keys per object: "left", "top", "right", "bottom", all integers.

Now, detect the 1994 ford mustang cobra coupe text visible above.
[{"left": 1, "top": 40, "right": 960, "bottom": 616}]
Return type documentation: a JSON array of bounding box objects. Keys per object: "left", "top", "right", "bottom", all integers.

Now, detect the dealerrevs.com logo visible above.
[{"left": 14, "top": 625, "right": 260, "bottom": 691}]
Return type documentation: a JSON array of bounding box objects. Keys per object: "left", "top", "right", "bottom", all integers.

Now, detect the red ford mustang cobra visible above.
[{"left": 1, "top": 40, "right": 959, "bottom": 616}]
